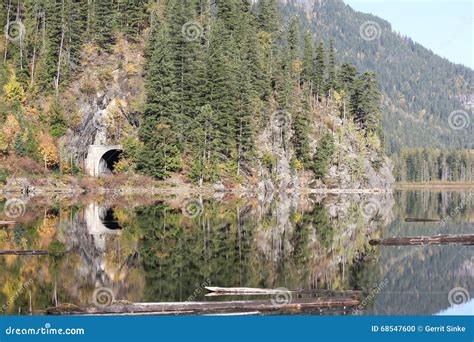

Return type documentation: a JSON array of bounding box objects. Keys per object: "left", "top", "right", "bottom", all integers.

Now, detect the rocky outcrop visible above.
[{"left": 61, "top": 40, "right": 144, "bottom": 163}]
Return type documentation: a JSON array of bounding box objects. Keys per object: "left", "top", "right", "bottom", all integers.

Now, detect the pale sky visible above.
[{"left": 344, "top": 0, "right": 474, "bottom": 69}]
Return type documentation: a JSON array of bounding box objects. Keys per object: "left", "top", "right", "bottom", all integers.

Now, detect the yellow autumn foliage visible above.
[
  {"left": 3, "top": 71, "right": 25, "bottom": 102},
  {"left": 0, "top": 114, "right": 20, "bottom": 153},
  {"left": 39, "top": 134, "right": 59, "bottom": 167}
]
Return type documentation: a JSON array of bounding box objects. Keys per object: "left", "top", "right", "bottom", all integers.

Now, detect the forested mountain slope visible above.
[
  {"left": 279, "top": 0, "right": 473, "bottom": 154},
  {"left": 3, "top": 0, "right": 470, "bottom": 187}
]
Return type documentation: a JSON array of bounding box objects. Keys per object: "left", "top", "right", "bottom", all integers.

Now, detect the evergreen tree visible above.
[
  {"left": 206, "top": 4, "right": 240, "bottom": 161},
  {"left": 50, "top": 98, "right": 67, "bottom": 138},
  {"left": 292, "top": 87, "right": 312, "bottom": 167},
  {"left": 313, "top": 41, "right": 325, "bottom": 99},
  {"left": 67, "top": 0, "right": 88, "bottom": 71},
  {"left": 350, "top": 72, "right": 381, "bottom": 134},
  {"left": 338, "top": 63, "right": 357, "bottom": 91},
  {"left": 14, "top": 134, "right": 27, "bottom": 157},
  {"left": 138, "top": 5, "right": 181, "bottom": 178},
  {"left": 312, "top": 132, "right": 335, "bottom": 179},
  {"left": 189, "top": 105, "right": 219, "bottom": 183},
  {"left": 37, "top": 0, "right": 64, "bottom": 89},
  {"left": 257, "top": 0, "right": 279, "bottom": 34},
  {"left": 117, "top": 0, "right": 147, "bottom": 38},
  {"left": 325, "top": 40, "right": 337, "bottom": 95},
  {"left": 302, "top": 32, "right": 314, "bottom": 86},
  {"left": 93, "top": 0, "right": 115, "bottom": 51},
  {"left": 235, "top": 0, "right": 258, "bottom": 174}
]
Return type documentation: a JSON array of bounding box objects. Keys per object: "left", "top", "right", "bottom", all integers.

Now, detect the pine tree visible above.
[
  {"left": 14, "top": 134, "right": 27, "bottom": 156},
  {"left": 117, "top": 0, "right": 147, "bottom": 39},
  {"left": 312, "top": 132, "right": 335, "bottom": 179},
  {"left": 257, "top": 0, "right": 279, "bottom": 34},
  {"left": 302, "top": 32, "right": 314, "bottom": 86},
  {"left": 93, "top": 0, "right": 115, "bottom": 51},
  {"left": 314, "top": 41, "right": 325, "bottom": 99},
  {"left": 235, "top": 0, "right": 258, "bottom": 174},
  {"left": 325, "top": 40, "right": 336, "bottom": 95},
  {"left": 338, "top": 63, "right": 357, "bottom": 91},
  {"left": 67, "top": 0, "right": 88, "bottom": 71},
  {"left": 206, "top": 3, "right": 240, "bottom": 161},
  {"left": 138, "top": 5, "right": 181, "bottom": 178},
  {"left": 189, "top": 105, "right": 219, "bottom": 183},
  {"left": 350, "top": 72, "right": 381, "bottom": 134},
  {"left": 36, "top": 0, "right": 63, "bottom": 90},
  {"left": 50, "top": 98, "right": 67, "bottom": 138},
  {"left": 292, "top": 86, "right": 312, "bottom": 167}
]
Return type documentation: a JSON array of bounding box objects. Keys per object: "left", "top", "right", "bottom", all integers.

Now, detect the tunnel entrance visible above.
[
  {"left": 85, "top": 145, "right": 123, "bottom": 177},
  {"left": 101, "top": 208, "right": 122, "bottom": 230},
  {"left": 99, "top": 149, "right": 123, "bottom": 175}
]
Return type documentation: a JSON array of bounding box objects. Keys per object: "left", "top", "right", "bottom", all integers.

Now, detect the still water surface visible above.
[{"left": 0, "top": 190, "right": 472, "bottom": 315}]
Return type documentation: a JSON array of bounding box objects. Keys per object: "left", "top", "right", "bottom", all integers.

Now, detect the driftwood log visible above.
[
  {"left": 46, "top": 297, "right": 360, "bottom": 316},
  {"left": 205, "top": 286, "right": 360, "bottom": 296},
  {"left": 370, "top": 234, "right": 474, "bottom": 246}
]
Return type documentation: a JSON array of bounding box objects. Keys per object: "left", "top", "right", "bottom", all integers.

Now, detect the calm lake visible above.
[{"left": 0, "top": 190, "right": 472, "bottom": 315}]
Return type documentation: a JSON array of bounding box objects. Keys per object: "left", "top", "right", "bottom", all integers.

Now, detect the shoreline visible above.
[
  {"left": 1, "top": 176, "right": 473, "bottom": 197},
  {"left": 0, "top": 186, "right": 394, "bottom": 196}
]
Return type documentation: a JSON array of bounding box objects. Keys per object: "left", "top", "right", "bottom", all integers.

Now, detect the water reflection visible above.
[{"left": 0, "top": 190, "right": 472, "bottom": 315}]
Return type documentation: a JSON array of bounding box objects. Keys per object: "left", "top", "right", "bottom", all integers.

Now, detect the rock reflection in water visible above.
[{"left": 0, "top": 191, "right": 471, "bottom": 315}]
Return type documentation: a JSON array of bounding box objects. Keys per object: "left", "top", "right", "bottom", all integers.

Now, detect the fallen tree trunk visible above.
[
  {"left": 0, "top": 250, "right": 50, "bottom": 255},
  {"left": 46, "top": 297, "right": 360, "bottom": 316},
  {"left": 404, "top": 218, "right": 441, "bottom": 223},
  {"left": 370, "top": 234, "right": 474, "bottom": 246},
  {"left": 205, "top": 286, "right": 360, "bottom": 296}
]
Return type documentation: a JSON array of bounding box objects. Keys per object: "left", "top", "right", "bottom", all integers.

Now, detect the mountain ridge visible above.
[{"left": 278, "top": 0, "right": 473, "bottom": 153}]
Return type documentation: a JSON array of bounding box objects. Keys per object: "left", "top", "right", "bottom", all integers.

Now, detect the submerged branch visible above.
[
  {"left": 404, "top": 218, "right": 441, "bottom": 223},
  {"left": 369, "top": 234, "right": 474, "bottom": 246}
]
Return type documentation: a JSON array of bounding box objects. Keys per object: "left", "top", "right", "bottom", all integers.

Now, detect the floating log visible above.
[
  {"left": 203, "top": 311, "right": 261, "bottom": 316},
  {"left": 46, "top": 298, "right": 360, "bottom": 316},
  {"left": 0, "top": 250, "right": 50, "bottom": 255},
  {"left": 369, "top": 234, "right": 474, "bottom": 246},
  {"left": 405, "top": 218, "right": 441, "bottom": 223},
  {"left": 205, "top": 286, "right": 360, "bottom": 296},
  {"left": 0, "top": 221, "right": 17, "bottom": 225}
]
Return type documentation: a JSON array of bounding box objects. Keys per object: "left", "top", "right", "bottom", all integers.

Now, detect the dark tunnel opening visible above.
[
  {"left": 101, "top": 208, "right": 122, "bottom": 230},
  {"left": 100, "top": 149, "right": 123, "bottom": 174}
]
